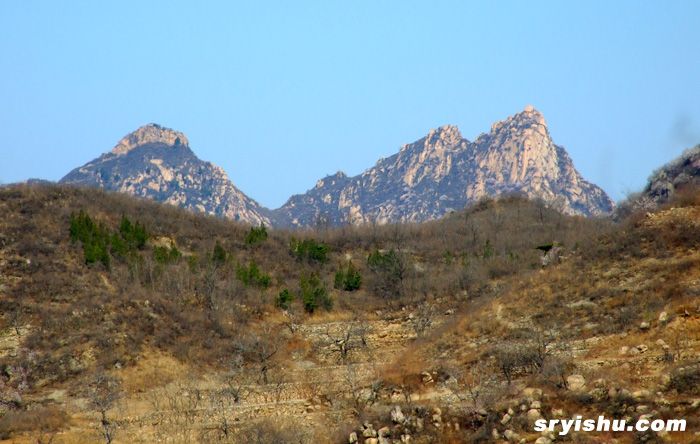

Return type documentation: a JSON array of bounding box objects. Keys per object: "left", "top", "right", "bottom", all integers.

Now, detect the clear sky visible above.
[{"left": 1, "top": 1, "right": 699, "bottom": 208}]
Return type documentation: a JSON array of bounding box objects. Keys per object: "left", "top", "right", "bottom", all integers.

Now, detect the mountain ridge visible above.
[
  {"left": 59, "top": 108, "right": 615, "bottom": 227},
  {"left": 271, "top": 106, "right": 614, "bottom": 227}
]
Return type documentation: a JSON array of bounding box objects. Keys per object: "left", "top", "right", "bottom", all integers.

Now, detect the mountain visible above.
[
  {"left": 60, "top": 123, "right": 270, "bottom": 225},
  {"left": 272, "top": 106, "right": 614, "bottom": 227}
]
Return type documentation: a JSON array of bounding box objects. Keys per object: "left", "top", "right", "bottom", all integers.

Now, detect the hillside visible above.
[
  {"left": 1, "top": 184, "right": 699, "bottom": 443},
  {"left": 617, "top": 144, "right": 700, "bottom": 218}
]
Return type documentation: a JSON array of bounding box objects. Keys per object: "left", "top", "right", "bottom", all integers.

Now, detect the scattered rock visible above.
[
  {"left": 504, "top": 429, "right": 520, "bottom": 442},
  {"left": 527, "top": 408, "right": 542, "bottom": 422},
  {"left": 362, "top": 423, "right": 377, "bottom": 438},
  {"left": 659, "top": 311, "right": 669, "bottom": 324},
  {"left": 391, "top": 406, "right": 406, "bottom": 424},
  {"left": 640, "top": 321, "right": 650, "bottom": 331},
  {"left": 633, "top": 390, "right": 651, "bottom": 401},
  {"left": 349, "top": 432, "right": 358, "bottom": 443},
  {"left": 522, "top": 387, "right": 543, "bottom": 400},
  {"left": 567, "top": 374, "right": 586, "bottom": 391},
  {"left": 377, "top": 426, "right": 390, "bottom": 438},
  {"left": 501, "top": 413, "right": 512, "bottom": 425},
  {"left": 535, "top": 438, "right": 552, "bottom": 444}
]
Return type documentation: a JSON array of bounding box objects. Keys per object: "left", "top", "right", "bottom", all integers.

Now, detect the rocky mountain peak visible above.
[
  {"left": 111, "top": 123, "right": 189, "bottom": 155},
  {"left": 426, "top": 124, "right": 463, "bottom": 147},
  {"left": 273, "top": 107, "right": 614, "bottom": 227},
  {"left": 489, "top": 105, "right": 548, "bottom": 136},
  {"left": 61, "top": 124, "right": 269, "bottom": 226}
]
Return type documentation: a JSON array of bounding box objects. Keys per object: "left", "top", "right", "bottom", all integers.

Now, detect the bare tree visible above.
[
  {"left": 409, "top": 304, "right": 435, "bottom": 338},
  {"left": 282, "top": 308, "right": 303, "bottom": 334},
  {"left": 235, "top": 328, "right": 279, "bottom": 384},
  {"left": 89, "top": 373, "right": 122, "bottom": 444},
  {"left": 323, "top": 320, "right": 371, "bottom": 363}
]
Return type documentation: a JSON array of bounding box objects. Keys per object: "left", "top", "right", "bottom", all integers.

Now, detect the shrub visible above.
[
  {"left": 69, "top": 210, "right": 111, "bottom": 268},
  {"left": 299, "top": 273, "right": 332, "bottom": 313},
  {"left": 212, "top": 241, "right": 227, "bottom": 265},
  {"left": 245, "top": 224, "right": 268, "bottom": 245},
  {"left": 235, "top": 261, "right": 271, "bottom": 288},
  {"left": 153, "top": 245, "right": 182, "bottom": 265},
  {"left": 276, "top": 288, "right": 293, "bottom": 310},
  {"left": 290, "top": 238, "right": 329, "bottom": 263},
  {"left": 367, "top": 249, "right": 406, "bottom": 298},
  {"left": 119, "top": 215, "right": 148, "bottom": 249},
  {"left": 69, "top": 211, "right": 149, "bottom": 268},
  {"left": 668, "top": 363, "right": 700, "bottom": 394},
  {"left": 334, "top": 261, "right": 362, "bottom": 291}
]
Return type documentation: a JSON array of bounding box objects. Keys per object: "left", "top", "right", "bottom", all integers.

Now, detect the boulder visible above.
[
  {"left": 527, "top": 408, "right": 543, "bottom": 422},
  {"left": 567, "top": 374, "right": 586, "bottom": 391},
  {"left": 501, "top": 413, "right": 512, "bottom": 425},
  {"left": 349, "top": 432, "right": 358, "bottom": 443},
  {"left": 640, "top": 321, "right": 650, "bottom": 331},
  {"left": 391, "top": 406, "right": 406, "bottom": 424},
  {"left": 377, "top": 427, "right": 391, "bottom": 438},
  {"left": 659, "top": 311, "right": 669, "bottom": 324},
  {"left": 504, "top": 429, "right": 520, "bottom": 442},
  {"left": 522, "top": 387, "right": 543, "bottom": 400}
]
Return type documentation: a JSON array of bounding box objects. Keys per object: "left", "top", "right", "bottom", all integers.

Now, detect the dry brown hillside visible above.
[{"left": 1, "top": 184, "right": 699, "bottom": 443}]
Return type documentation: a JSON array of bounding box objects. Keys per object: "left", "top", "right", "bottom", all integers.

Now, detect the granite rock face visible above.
[
  {"left": 60, "top": 124, "right": 270, "bottom": 225},
  {"left": 639, "top": 145, "right": 700, "bottom": 207},
  {"left": 272, "top": 107, "right": 614, "bottom": 227}
]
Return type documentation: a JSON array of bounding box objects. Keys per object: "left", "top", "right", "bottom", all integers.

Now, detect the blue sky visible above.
[{"left": 1, "top": 1, "right": 699, "bottom": 208}]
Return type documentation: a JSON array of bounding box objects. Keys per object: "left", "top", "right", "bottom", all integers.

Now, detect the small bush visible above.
[
  {"left": 334, "top": 261, "right": 362, "bottom": 291},
  {"left": 299, "top": 273, "right": 332, "bottom": 313},
  {"left": 367, "top": 249, "right": 406, "bottom": 299},
  {"left": 119, "top": 215, "right": 148, "bottom": 249},
  {"left": 245, "top": 224, "right": 268, "bottom": 245},
  {"left": 69, "top": 210, "right": 111, "bottom": 268},
  {"left": 153, "top": 245, "right": 182, "bottom": 265},
  {"left": 668, "top": 363, "right": 700, "bottom": 394},
  {"left": 290, "top": 238, "right": 329, "bottom": 263},
  {"left": 212, "top": 241, "right": 227, "bottom": 265},
  {"left": 235, "top": 261, "right": 271, "bottom": 288},
  {"left": 70, "top": 211, "right": 149, "bottom": 268},
  {"left": 276, "top": 288, "right": 293, "bottom": 309}
]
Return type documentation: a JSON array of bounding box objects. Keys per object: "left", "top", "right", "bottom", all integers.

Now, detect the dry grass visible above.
[{"left": 4, "top": 184, "right": 700, "bottom": 442}]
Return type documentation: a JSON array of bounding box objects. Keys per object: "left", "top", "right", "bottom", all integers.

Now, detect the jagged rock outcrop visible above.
[
  {"left": 637, "top": 144, "right": 700, "bottom": 208},
  {"left": 272, "top": 106, "right": 614, "bottom": 227},
  {"left": 60, "top": 124, "right": 270, "bottom": 225}
]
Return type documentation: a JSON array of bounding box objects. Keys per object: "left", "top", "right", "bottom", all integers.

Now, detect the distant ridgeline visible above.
[{"left": 60, "top": 108, "right": 615, "bottom": 227}]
